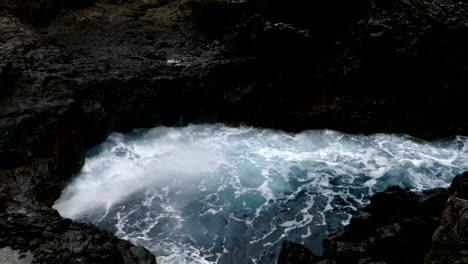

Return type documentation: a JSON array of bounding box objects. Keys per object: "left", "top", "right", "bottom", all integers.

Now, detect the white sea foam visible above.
[
  {"left": 54, "top": 124, "right": 468, "bottom": 264},
  {"left": 55, "top": 129, "right": 224, "bottom": 219}
]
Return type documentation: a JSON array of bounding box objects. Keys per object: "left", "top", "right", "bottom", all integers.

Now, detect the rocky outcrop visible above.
[
  {"left": 425, "top": 196, "right": 468, "bottom": 264},
  {"left": 1, "top": 0, "right": 468, "bottom": 263},
  {"left": 278, "top": 172, "right": 468, "bottom": 264},
  {"left": 0, "top": 202, "right": 155, "bottom": 264}
]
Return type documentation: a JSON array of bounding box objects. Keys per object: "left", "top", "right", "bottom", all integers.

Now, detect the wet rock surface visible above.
[
  {"left": 425, "top": 195, "right": 468, "bottom": 264},
  {"left": 0, "top": 202, "right": 155, "bottom": 264},
  {"left": 1, "top": 0, "right": 468, "bottom": 263},
  {"left": 278, "top": 172, "right": 468, "bottom": 264},
  {"left": 0, "top": 247, "right": 34, "bottom": 264}
]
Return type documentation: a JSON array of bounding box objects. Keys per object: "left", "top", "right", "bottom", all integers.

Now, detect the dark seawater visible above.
[{"left": 54, "top": 124, "right": 468, "bottom": 264}]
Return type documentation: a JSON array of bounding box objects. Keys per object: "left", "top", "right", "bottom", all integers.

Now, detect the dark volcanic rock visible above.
[
  {"left": 425, "top": 196, "right": 468, "bottom": 264},
  {"left": 1, "top": 0, "right": 468, "bottom": 263},
  {"left": 0, "top": 202, "right": 156, "bottom": 264},
  {"left": 183, "top": 0, "right": 468, "bottom": 138},
  {"left": 277, "top": 240, "right": 319, "bottom": 264},
  {"left": 0, "top": 0, "right": 61, "bottom": 22},
  {"left": 449, "top": 171, "right": 468, "bottom": 200},
  {"left": 322, "top": 187, "right": 447, "bottom": 264}
]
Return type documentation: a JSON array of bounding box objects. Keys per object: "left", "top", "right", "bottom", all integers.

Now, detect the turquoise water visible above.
[{"left": 54, "top": 124, "right": 468, "bottom": 264}]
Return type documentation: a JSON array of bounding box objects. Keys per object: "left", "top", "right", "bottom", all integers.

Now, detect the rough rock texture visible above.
[
  {"left": 0, "top": 247, "right": 34, "bottom": 264},
  {"left": 1, "top": 0, "right": 468, "bottom": 263},
  {"left": 0, "top": 204, "right": 155, "bottom": 264},
  {"left": 278, "top": 172, "right": 468, "bottom": 264},
  {"left": 425, "top": 196, "right": 468, "bottom": 264}
]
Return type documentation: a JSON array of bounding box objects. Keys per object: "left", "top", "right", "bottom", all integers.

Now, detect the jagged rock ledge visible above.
[
  {"left": 0, "top": 194, "right": 155, "bottom": 264},
  {"left": 278, "top": 172, "right": 468, "bottom": 264}
]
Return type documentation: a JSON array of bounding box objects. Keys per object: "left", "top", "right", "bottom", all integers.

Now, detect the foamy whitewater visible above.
[{"left": 54, "top": 124, "right": 468, "bottom": 264}]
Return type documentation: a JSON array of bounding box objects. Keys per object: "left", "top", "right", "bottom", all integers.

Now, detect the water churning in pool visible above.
[{"left": 54, "top": 124, "right": 468, "bottom": 264}]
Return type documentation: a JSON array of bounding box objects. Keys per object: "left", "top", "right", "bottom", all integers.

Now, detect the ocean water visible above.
[{"left": 54, "top": 124, "right": 468, "bottom": 264}]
